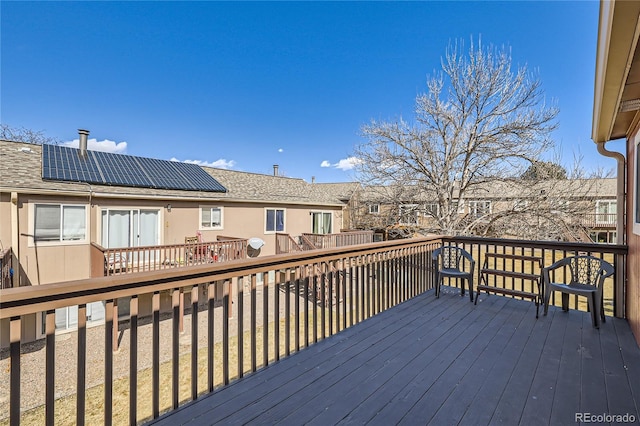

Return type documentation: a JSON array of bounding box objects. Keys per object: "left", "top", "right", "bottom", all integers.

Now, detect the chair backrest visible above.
[
  {"left": 567, "top": 255, "right": 614, "bottom": 287},
  {"left": 432, "top": 245, "right": 474, "bottom": 270}
]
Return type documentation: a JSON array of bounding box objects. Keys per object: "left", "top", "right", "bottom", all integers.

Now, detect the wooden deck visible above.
[{"left": 150, "top": 287, "right": 640, "bottom": 425}]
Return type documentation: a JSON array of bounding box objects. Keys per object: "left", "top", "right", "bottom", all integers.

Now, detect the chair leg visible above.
[
  {"left": 544, "top": 287, "right": 551, "bottom": 316},
  {"left": 460, "top": 278, "right": 465, "bottom": 297},
  {"left": 561, "top": 293, "right": 569, "bottom": 312},
  {"left": 587, "top": 293, "right": 600, "bottom": 328},
  {"left": 599, "top": 291, "right": 606, "bottom": 324},
  {"left": 435, "top": 274, "right": 441, "bottom": 298},
  {"left": 468, "top": 277, "right": 474, "bottom": 302}
]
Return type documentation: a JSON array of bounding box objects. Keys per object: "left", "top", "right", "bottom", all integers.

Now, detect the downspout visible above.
[
  {"left": 10, "top": 192, "right": 19, "bottom": 287},
  {"left": 596, "top": 142, "right": 625, "bottom": 244},
  {"left": 596, "top": 141, "right": 626, "bottom": 318}
]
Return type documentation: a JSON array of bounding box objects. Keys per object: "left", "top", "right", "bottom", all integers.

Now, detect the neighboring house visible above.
[
  {"left": 0, "top": 137, "right": 357, "bottom": 343},
  {"left": 592, "top": 0, "right": 640, "bottom": 345},
  {"left": 351, "top": 179, "right": 618, "bottom": 242}
]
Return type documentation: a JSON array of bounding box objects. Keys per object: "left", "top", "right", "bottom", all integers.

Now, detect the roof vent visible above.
[
  {"left": 78, "top": 129, "right": 90, "bottom": 158},
  {"left": 619, "top": 99, "right": 640, "bottom": 112},
  {"left": 273, "top": 164, "right": 279, "bottom": 176}
]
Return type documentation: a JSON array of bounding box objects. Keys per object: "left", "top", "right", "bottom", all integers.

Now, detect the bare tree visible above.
[
  {"left": 0, "top": 124, "right": 60, "bottom": 145},
  {"left": 354, "top": 37, "right": 561, "bottom": 236}
]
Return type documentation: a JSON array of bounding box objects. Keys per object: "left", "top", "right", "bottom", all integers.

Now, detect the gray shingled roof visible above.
[{"left": 0, "top": 140, "right": 354, "bottom": 206}]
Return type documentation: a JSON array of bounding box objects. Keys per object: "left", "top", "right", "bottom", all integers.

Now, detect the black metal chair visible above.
[
  {"left": 543, "top": 255, "right": 614, "bottom": 328},
  {"left": 432, "top": 246, "right": 475, "bottom": 301}
]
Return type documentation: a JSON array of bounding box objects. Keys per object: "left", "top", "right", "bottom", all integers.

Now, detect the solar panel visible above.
[{"left": 41, "top": 144, "right": 227, "bottom": 193}]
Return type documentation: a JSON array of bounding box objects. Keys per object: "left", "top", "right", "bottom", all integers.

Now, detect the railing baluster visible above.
[
  {"left": 45, "top": 310, "right": 55, "bottom": 426},
  {"left": 208, "top": 282, "right": 215, "bottom": 393},
  {"left": 284, "top": 269, "right": 291, "bottom": 358},
  {"left": 77, "top": 304, "right": 86, "bottom": 426},
  {"left": 251, "top": 274, "right": 257, "bottom": 373},
  {"left": 129, "top": 297, "right": 138, "bottom": 426},
  {"left": 104, "top": 300, "right": 114, "bottom": 426},
  {"left": 275, "top": 270, "right": 282, "bottom": 361},
  {"left": 152, "top": 292, "right": 160, "bottom": 418},
  {"left": 238, "top": 276, "right": 244, "bottom": 378},
  {"left": 263, "top": 272, "right": 269, "bottom": 367},
  {"left": 295, "top": 268, "right": 301, "bottom": 352},
  {"left": 191, "top": 285, "right": 199, "bottom": 400},
  {"left": 10, "top": 316, "right": 21, "bottom": 426},
  {"left": 172, "top": 289, "right": 180, "bottom": 409},
  {"left": 223, "top": 279, "right": 230, "bottom": 386}
]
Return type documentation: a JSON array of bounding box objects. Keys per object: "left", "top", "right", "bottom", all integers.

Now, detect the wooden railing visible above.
[
  {"left": 1, "top": 247, "right": 13, "bottom": 289},
  {"left": 0, "top": 237, "right": 440, "bottom": 425},
  {"left": 275, "top": 233, "right": 303, "bottom": 254},
  {"left": 444, "top": 236, "right": 628, "bottom": 318},
  {"left": 95, "top": 238, "right": 248, "bottom": 276},
  {"left": 572, "top": 213, "right": 617, "bottom": 228},
  {"left": 302, "top": 230, "right": 374, "bottom": 249}
]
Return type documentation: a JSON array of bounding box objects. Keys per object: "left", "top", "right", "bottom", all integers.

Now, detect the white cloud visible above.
[
  {"left": 63, "top": 138, "right": 127, "bottom": 154},
  {"left": 334, "top": 157, "right": 363, "bottom": 171},
  {"left": 278, "top": 148, "right": 284, "bottom": 153},
  {"left": 171, "top": 157, "right": 237, "bottom": 169},
  {"left": 320, "top": 160, "right": 331, "bottom": 168}
]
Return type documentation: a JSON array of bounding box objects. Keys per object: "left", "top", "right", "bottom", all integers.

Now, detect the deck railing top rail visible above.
[{"left": 0, "top": 236, "right": 441, "bottom": 319}]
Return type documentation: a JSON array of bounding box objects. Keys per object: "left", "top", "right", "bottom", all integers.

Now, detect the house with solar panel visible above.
[{"left": 0, "top": 131, "right": 361, "bottom": 344}]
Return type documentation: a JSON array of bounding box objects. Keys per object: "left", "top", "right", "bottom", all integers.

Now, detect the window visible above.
[
  {"left": 368, "top": 204, "right": 380, "bottom": 214},
  {"left": 468, "top": 201, "right": 492, "bottom": 218},
  {"left": 424, "top": 203, "right": 439, "bottom": 218},
  {"left": 595, "top": 200, "right": 616, "bottom": 224},
  {"left": 311, "top": 212, "right": 332, "bottom": 234},
  {"left": 265, "top": 208, "right": 285, "bottom": 233},
  {"left": 34, "top": 204, "right": 87, "bottom": 242},
  {"left": 201, "top": 207, "right": 223, "bottom": 229},
  {"left": 513, "top": 199, "right": 529, "bottom": 211},
  {"left": 101, "top": 208, "right": 159, "bottom": 248},
  {"left": 399, "top": 204, "right": 419, "bottom": 225}
]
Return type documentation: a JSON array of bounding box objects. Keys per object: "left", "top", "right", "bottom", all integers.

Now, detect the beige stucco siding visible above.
[{"left": 627, "top": 129, "right": 640, "bottom": 346}]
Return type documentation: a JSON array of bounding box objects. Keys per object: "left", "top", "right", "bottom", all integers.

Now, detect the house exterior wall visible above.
[{"left": 627, "top": 130, "right": 640, "bottom": 346}]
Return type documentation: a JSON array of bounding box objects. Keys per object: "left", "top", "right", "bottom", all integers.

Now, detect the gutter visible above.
[{"left": 596, "top": 142, "right": 626, "bottom": 245}]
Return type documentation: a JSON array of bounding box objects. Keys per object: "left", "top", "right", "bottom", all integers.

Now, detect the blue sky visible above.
[{"left": 1, "top": 1, "right": 621, "bottom": 182}]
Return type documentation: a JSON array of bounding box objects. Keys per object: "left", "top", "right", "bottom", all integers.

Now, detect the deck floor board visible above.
[{"left": 150, "top": 286, "right": 640, "bottom": 426}]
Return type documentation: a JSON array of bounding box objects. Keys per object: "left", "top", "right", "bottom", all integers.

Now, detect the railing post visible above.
[
  {"left": 10, "top": 316, "right": 21, "bottom": 426},
  {"left": 615, "top": 252, "right": 626, "bottom": 318}
]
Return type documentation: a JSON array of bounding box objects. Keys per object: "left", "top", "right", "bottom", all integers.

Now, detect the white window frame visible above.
[
  {"left": 368, "top": 204, "right": 380, "bottom": 214},
  {"left": 30, "top": 202, "right": 89, "bottom": 246},
  {"left": 424, "top": 202, "right": 439, "bottom": 218},
  {"left": 468, "top": 200, "right": 492, "bottom": 218},
  {"left": 99, "top": 207, "right": 162, "bottom": 248},
  {"left": 199, "top": 206, "right": 224, "bottom": 230},
  {"left": 311, "top": 211, "right": 333, "bottom": 234},
  {"left": 264, "top": 207, "right": 286, "bottom": 234},
  {"left": 595, "top": 200, "right": 616, "bottom": 225},
  {"left": 634, "top": 131, "right": 640, "bottom": 235},
  {"left": 399, "top": 204, "right": 419, "bottom": 225}
]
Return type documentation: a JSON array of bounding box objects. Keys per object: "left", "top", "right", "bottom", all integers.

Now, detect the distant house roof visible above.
[
  {"left": 358, "top": 178, "right": 617, "bottom": 203},
  {"left": 0, "top": 140, "right": 354, "bottom": 206}
]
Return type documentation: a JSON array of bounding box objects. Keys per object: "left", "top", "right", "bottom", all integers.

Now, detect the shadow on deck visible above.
[{"left": 151, "top": 287, "right": 640, "bottom": 425}]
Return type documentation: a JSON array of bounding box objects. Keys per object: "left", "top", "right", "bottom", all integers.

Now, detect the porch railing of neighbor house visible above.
[
  {"left": 1, "top": 237, "right": 439, "bottom": 425},
  {"left": 301, "top": 230, "right": 374, "bottom": 249},
  {"left": 573, "top": 213, "right": 618, "bottom": 228},
  {"left": 444, "top": 236, "right": 628, "bottom": 318},
  {"left": 275, "top": 233, "right": 303, "bottom": 254},
  {"left": 1, "top": 247, "right": 13, "bottom": 289},
  {"left": 90, "top": 238, "right": 248, "bottom": 277}
]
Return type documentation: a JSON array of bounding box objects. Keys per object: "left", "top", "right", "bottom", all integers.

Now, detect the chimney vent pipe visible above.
[
  {"left": 78, "top": 129, "right": 90, "bottom": 158},
  {"left": 273, "top": 164, "right": 279, "bottom": 176}
]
